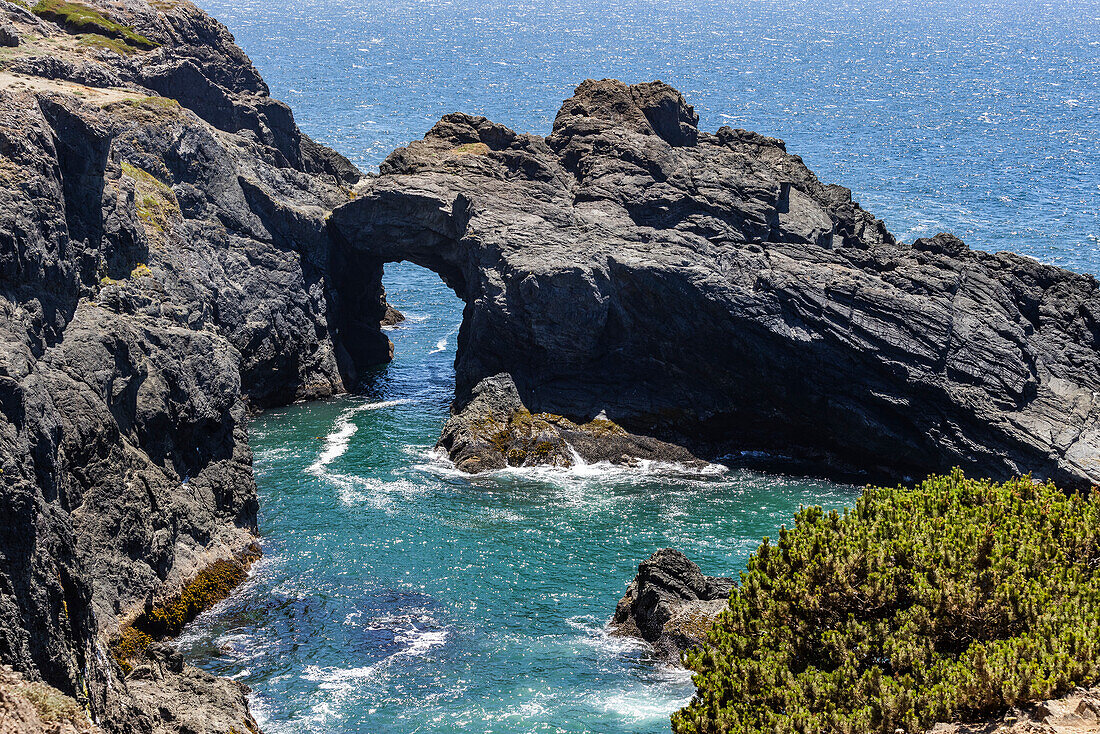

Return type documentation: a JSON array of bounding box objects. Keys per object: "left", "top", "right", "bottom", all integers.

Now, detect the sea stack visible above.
[{"left": 610, "top": 548, "right": 733, "bottom": 662}]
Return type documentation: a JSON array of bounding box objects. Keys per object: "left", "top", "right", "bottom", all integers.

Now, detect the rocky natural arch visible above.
[{"left": 327, "top": 80, "right": 1100, "bottom": 488}]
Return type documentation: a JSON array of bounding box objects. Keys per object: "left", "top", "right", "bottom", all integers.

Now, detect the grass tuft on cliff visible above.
[
  {"left": 674, "top": 469, "right": 1100, "bottom": 734},
  {"left": 31, "top": 0, "right": 157, "bottom": 51}
]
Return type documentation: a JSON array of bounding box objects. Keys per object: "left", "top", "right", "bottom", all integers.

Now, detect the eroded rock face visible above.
[
  {"left": 438, "top": 373, "right": 706, "bottom": 473},
  {"left": 330, "top": 79, "right": 1100, "bottom": 487},
  {"left": 0, "top": 0, "right": 359, "bottom": 729},
  {"left": 610, "top": 548, "right": 732, "bottom": 662}
]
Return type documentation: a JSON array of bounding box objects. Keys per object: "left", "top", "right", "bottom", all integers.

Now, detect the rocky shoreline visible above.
[
  {"left": 0, "top": 0, "right": 1097, "bottom": 731},
  {"left": 0, "top": 0, "right": 362, "bottom": 729}
]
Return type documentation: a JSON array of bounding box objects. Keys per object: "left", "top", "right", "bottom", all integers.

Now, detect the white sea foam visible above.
[
  {"left": 307, "top": 399, "right": 415, "bottom": 502},
  {"left": 429, "top": 324, "right": 460, "bottom": 354},
  {"left": 338, "top": 476, "right": 424, "bottom": 508},
  {"left": 566, "top": 615, "right": 650, "bottom": 656},
  {"left": 593, "top": 684, "right": 694, "bottom": 724},
  {"left": 416, "top": 445, "right": 728, "bottom": 484}
]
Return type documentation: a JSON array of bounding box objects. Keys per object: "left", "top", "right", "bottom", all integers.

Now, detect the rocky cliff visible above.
[
  {"left": 0, "top": 0, "right": 359, "bottom": 730},
  {"left": 329, "top": 79, "right": 1100, "bottom": 488}
]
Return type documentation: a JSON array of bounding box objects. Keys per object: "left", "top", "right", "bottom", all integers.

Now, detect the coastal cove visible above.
[
  {"left": 177, "top": 264, "right": 856, "bottom": 733},
  {"left": 170, "top": 0, "right": 1100, "bottom": 731},
  {"left": 0, "top": 0, "right": 1097, "bottom": 731}
]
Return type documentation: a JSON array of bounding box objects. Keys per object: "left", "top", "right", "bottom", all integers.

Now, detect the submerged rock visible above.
[
  {"left": 610, "top": 548, "right": 733, "bottom": 662},
  {"left": 330, "top": 79, "right": 1100, "bottom": 488}
]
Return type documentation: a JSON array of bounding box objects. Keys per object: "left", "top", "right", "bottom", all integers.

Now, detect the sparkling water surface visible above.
[{"left": 178, "top": 1, "right": 1100, "bottom": 732}]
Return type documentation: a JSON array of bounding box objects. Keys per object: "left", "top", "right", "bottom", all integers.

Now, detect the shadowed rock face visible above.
[
  {"left": 610, "top": 548, "right": 733, "bottom": 662},
  {"left": 0, "top": 0, "right": 361, "bottom": 729},
  {"left": 330, "top": 78, "right": 1100, "bottom": 487}
]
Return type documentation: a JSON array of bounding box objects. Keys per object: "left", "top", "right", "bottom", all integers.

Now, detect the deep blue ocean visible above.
[{"left": 178, "top": 1, "right": 1100, "bottom": 732}]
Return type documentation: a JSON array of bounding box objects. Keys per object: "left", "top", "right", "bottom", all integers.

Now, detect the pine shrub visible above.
[{"left": 673, "top": 469, "right": 1100, "bottom": 734}]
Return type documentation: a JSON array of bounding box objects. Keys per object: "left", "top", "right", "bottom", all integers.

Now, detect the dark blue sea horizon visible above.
[{"left": 202, "top": 0, "right": 1100, "bottom": 274}]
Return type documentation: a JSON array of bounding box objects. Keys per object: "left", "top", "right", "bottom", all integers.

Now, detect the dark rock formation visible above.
[
  {"left": 0, "top": 22, "right": 17, "bottom": 47},
  {"left": 439, "top": 373, "right": 705, "bottom": 473},
  {"left": 610, "top": 548, "right": 733, "bottom": 662},
  {"left": 0, "top": 0, "right": 361, "bottom": 730},
  {"left": 123, "top": 645, "right": 258, "bottom": 734},
  {"left": 381, "top": 303, "right": 405, "bottom": 327},
  {"left": 329, "top": 79, "right": 1100, "bottom": 487}
]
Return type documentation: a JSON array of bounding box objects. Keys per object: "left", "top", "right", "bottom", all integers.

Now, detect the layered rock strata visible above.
[
  {"left": 330, "top": 79, "right": 1100, "bottom": 487},
  {"left": 0, "top": 0, "right": 360, "bottom": 730},
  {"left": 610, "top": 548, "right": 733, "bottom": 662}
]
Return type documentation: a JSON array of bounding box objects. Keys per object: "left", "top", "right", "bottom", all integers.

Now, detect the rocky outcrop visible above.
[
  {"left": 610, "top": 548, "right": 732, "bottom": 662},
  {"left": 122, "top": 645, "right": 258, "bottom": 734},
  {"left": 329, "top": 79, "right": 1100, "bottom": 487},
  {"left": 928, "top": 687, "right": 1100, "bottom": 733},
  {"left": 439, "top": 373, "right": 705, "bottom": 472},
  {"left": 0, "top": 0, "right": 359, "bottom": 730}
]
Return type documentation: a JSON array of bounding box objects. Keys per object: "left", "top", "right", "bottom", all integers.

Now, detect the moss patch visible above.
[
  {"left": 104, "top": 95, "right": 184, "bottom": 125},
  {"left": 77, "top": 32, "right": 136, "bottom": 56},
  {"left": 120, "top": 160, "right": 179, "bottom": 236},
  {"left": 32, "top": 0, "right": 157, "bottom": 50},
  {"left": 109, "top": 626, "right": 152, "bottom": 675},
  {"left": 143, "top": 559, "right": 250, "bottom": 637},
  {"left": 110, "top": 550, "right": 260, "bottom": 675},
  {"left": 448, "top": 142, "right": 490, "bottom": 156},
  {"left": 579, "top": 417, "right": 627, "bottom": 437}
]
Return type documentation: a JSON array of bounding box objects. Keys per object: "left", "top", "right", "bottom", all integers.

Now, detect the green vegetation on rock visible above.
[
  {"left": 31, "top": 0, "right": 157, "bottom": 51},
  {"left": 109, "top": 553, "right": 258, "bottom": 674},
  {"left": 77, "top": 32, "right": 137, "bottom": 56},
  {"left": 120, "top": 160, "right": 179, "bottom": 235},
  {"left": 674, "top": 470, "right": 1100, "bottom": 734},
  {"left": 0, "top": 675, "right": 94, "bottom": 728},
  {"left": 448, "top": 142, "right": 490, "bottom": 156}
]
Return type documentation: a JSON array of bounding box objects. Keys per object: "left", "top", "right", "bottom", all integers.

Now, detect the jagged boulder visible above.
[
  {"left": 610, "top": 548, "right": 732, "bottom": 662},
  {"left": 438, "top": 373, "right": 705, "bottom": 472},
  {"left": 330, "top": 79, "right": 1100, "bottom": 488}
]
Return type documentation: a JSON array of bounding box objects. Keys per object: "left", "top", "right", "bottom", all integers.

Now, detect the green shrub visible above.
[
  {"left": 32, "top": 0, "right": 157, "bottom": 50},
  {"left": 674, "top": 470, "right": 1100, "bottom": 734}
]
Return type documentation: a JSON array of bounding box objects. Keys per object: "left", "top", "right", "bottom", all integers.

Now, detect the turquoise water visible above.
[
  {"left": 179, "top": 1, "right": 1100, "bottom": 731},
  {"left": 176, "top": 267, "right": 855, "bottom": 732}
]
